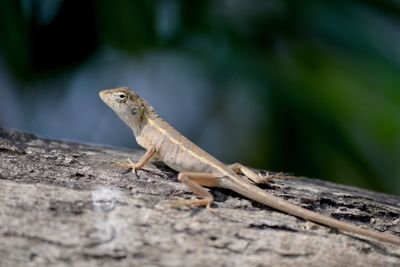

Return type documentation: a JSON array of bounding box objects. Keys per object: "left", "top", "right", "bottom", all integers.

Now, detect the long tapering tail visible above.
[{"left": 223, "top": 179, "right": 400, "bottom": 245}]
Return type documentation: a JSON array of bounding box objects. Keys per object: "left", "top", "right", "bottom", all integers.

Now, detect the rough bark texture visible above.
[{"left": 0, "top": 128, "right": 399, "bottom": 267}]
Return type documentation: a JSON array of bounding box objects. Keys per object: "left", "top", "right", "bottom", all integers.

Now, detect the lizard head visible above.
[{"left": 99, "top": 87, "right": 152, "bottom": 133}]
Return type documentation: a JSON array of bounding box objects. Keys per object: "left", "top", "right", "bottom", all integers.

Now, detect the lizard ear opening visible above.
[{"left": 131, "top": 107, "right": 138, "bottom": 115}]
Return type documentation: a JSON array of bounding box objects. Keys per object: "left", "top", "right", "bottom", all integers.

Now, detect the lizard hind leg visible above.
[
  {"left": 228, "top": 163, "right": 295, "bottom": 185},
  {"left": 172, "top": 172, "right": 221, "bottom": 212},
  {"left": 228, "top": 163, "right": 273, "bottom": 184}
]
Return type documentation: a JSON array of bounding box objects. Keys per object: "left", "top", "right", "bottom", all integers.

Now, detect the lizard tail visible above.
[{"left": 223, "top": 180, "right": 400, "bottom": 245}]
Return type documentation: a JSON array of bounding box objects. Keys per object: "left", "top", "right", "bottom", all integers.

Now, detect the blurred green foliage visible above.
[{"left": 0, "top": 0, "right": 399, "bottom": 194}]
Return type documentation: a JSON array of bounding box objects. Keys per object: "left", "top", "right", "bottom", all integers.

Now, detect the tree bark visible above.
[{"left": 0, "top": 128, "right": 399, "bottom": 267}]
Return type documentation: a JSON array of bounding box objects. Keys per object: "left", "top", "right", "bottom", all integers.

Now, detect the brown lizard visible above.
[{"left": 99, "top": 86, "right": 400, "bottom": 245}]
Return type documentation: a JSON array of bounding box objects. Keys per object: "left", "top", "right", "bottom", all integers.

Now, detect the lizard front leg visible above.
[
  {"left": 114, "top": 147, "right": 156, "bottom": 174},
  {"left": 172, "top": 172, "right": 221, "bottom": 211}
]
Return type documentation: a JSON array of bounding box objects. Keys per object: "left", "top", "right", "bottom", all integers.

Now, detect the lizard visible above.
[{"left": 99, "top": 86, "right": 400, "bottom": 245}]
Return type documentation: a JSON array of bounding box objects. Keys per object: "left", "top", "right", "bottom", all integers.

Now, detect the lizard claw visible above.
[
  {"left": 258, "top": 171, "right": 297, "bottom": 182},
  {"left": 113, "top": 158, "right": 141, "bottom": 174},
  {"left": 169, "top": 198, "right": 216, "bottom": 212}
]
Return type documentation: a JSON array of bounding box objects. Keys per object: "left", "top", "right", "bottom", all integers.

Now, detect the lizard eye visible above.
[{"left": 115, "top": 92, "right": 127, "bottom": 102}]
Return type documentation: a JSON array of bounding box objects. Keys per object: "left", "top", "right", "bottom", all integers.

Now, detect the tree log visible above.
[{"left": 0, "top": 128, "right": 399, "bottom": 267}]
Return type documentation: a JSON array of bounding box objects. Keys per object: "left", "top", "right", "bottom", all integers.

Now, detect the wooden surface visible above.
[{"left": 0, "top": 128, "right": 399, "bottom": 267}]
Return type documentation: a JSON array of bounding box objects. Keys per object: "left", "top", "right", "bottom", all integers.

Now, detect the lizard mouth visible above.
[
  {"left": 99, "top": 90, "right": 106, "bottom": 100},
  {"left": 99, "top": 90, "right": 112, "bottom": 104}
]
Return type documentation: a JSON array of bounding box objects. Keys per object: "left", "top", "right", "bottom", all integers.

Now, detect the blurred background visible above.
[{"left": 0, "top": 0, "right": 399, "bottom": 194}]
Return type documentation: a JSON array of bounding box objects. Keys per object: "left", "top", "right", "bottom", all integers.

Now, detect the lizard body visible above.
[{"left": 100, "top": 87, "right": 400, "bottom": 245}]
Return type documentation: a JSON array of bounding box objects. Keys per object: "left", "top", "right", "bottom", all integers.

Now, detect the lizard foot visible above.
[
  {"left": 170, "top": 198, "right": 217, "bottom": 213},
  {"left": 257, "top": 171, "right": 298, "bottom": 183},
  {"left": 112, "top": 158, "right": 146, "bottom": 174}
]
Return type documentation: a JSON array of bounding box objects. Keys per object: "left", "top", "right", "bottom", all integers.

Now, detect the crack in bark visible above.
[{"left": 3, "top": 231, "right": 77, "bottom": 248}]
